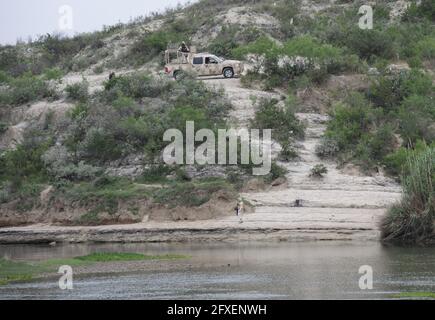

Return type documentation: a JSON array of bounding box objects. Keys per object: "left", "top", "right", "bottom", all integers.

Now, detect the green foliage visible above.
[
  {"left": 316, "top": 137, "right": 340, "bottom": 158},
  {"left": 251, "top": 98, "right": 304, "bottom": 146},
  {"left": 0, "top": 132, "right": 51, "bottom": 185},
  {"left": 411, "top": 37, "right": 435, "bottom": 61},
  {"left": 345, "top": 29, "right": 394, "bottom": 61},
  {"left": 235, "top": 36, "right": 360, "bottom": 88},
  {"left": 65, "top": 80, "right": 89, "bottom": 102},
  {"left": 0, "top": 122, "right": 8, "bottom": 135},
  {"left": 56, "top": 177, "right": 151, "bottom": 215},
  {"left": 0, "top": 73, "right": 55, "bottom": 106},
  {"left": 382, "top": 145, "right": 435, "bottom": 243},
  {"left": 398, "top": 95, "right": 435, "bottom": 145},
  {"left": 140, "top": 165, "right": 173, "bottom": 183},
  {"left": 103, "top": 72, "right": 173, "bottom": 100},
  {"left": 322, "top": 93, "right": 396, "bottom": 170},
  {"left": 43, "top": 67, "right": 63, "bottom": 81},
  {"left": 403, "top": 0, "right": 435, "bottom": 22},
  {"left": 0, "top": 126, "right": 53, "bottom": 210},
  {"left": 153, "top": 178, "right": 235, "bottom": 208},
  {"left": 0, "top": 71, "right": 10, "bottom": 85},
  {"left": 81, "top": 128, "right": 123, "bottom": 162},
  {"left": 129, "top": 31, "right": 177, "bottom": 65},
  {"left": 62, "top": 73, "right": 231, "bottom": 166},
  {"left": 264, "top": 162, "right": 288, "bottom": 183},
  {"left": 369, "top": 69, "right": 433, "bottom": 111},
  {"left": 310, "top": 164, "right": 328, "bottom": 178},
  {"left": 208, "top": 26, "right": 240, "bottom": 58},
  {"left": 383, "top": 140, "right": 431, "bottom": 177}
]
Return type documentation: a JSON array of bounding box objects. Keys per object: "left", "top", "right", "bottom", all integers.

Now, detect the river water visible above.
[{"left": 0, "top": 242, "right": 434, "bottom": 300}]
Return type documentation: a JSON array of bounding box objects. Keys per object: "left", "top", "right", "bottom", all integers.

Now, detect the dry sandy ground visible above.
[{"left": 0, "top": 77, "right": 402, "bottom": 243}]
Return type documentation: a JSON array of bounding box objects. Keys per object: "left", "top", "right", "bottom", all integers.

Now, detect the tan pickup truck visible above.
[{"left": 164, "top": 47, "right": 244, "bottom": 80}]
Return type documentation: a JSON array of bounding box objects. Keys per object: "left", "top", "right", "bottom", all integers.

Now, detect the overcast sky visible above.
[{"left": 0, "top": 0, "right": 195, "bottom": 45}]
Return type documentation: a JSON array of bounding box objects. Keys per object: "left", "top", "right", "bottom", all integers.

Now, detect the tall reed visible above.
[{"left": 381, "top": 147, "right": 435, "bottom": 243}]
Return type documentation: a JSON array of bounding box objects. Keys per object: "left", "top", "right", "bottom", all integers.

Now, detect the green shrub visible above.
[
  {"left": 129, "top": 31, "right": 176, "bottom": 64},
  {"left": 356, "top": 124, "right": 395, "bottom": 162},
  {"left": 0, "top": 71, "right": 10, "bottom": 85},
  {"left": 234, "top": 36, "right": 360, "bottom": 88},
  {"left": 0, "top": 74, "right": 54, "bottom": 106},
  {"left": 369, "top": 69, "right": 433, "bottom": 111},
  {"left": 264, "top": 162, "right": 288, "bottom": 183},
  {"left": 65, "top": 80, "right": 89, "bottom": 102},
  {"left": 325, "top": 96, "right": 371, "bottom": 151},
  {"left": 43, "top": 68, "right": 63, "bottom": 81},
  {"left": 153, "top": 178, "right": 235, "bottom": 208},
  {"left": 403, "top": 0, "right": 435, "bottom": 22},
  {"left": 381, "top": 146, "right": 435, "bottom": 243},
  {"left": 316, "top": 137, "right": 340, "bottom": 158},
  {"left": 208, "top": 26, "right": 240, "bottom": 58},
  {"left": 279, "top": 142, "right": 298, "bottom": 161},
  {"left": 251, "top": 98, "right": 304, "bottom": 146},
  {"left": 140, "top": 165, "right": 173, "bottom": 183},
  {"left": 322, "top": 92, "right": 398, "bottom": 169},
  {"left": 383, "top": 140, "right": 433, "bottom": 177},
  {"left": 0, "top": 133, "right": 51, "bottom": 185},
  {"left": 398, "top": 95, "right": 435, "bottom": 145},
  {"left": 81, "top": 128, "right": 123, "bottom": 163},
  {"left": 93, "top": 65, "right": 104, "bottom": 74},
  {"left": 0, "top": 122, "right": 8, "bottom": 135},
  {"left": 310, "top": 164, "right": 328, "bottom": 178},
  {"left": 103, "top": 72, "right": 173, "bottom": 99},
  {"left": 345, "top": 29, "right": 395, "bottom": 61}
]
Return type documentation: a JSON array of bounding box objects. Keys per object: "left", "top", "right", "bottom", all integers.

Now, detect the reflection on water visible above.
[{"left": 0, "top": 242, "right": 434, "bottom": 300}]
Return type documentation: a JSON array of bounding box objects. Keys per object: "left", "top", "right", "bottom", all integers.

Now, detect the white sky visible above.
[{"left": 0, "top": 0, "right": 196, "bottom": 45}]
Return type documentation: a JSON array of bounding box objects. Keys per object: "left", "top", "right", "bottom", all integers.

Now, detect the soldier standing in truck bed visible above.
[{"left": 179, "top": 42, "right": 190, "bottom": 63}]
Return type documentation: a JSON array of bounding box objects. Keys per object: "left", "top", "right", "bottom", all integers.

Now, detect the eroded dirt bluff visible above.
[
  {"left": 0, "top": 77, "right": 402, "bottom": 243},
  {"left": 204, "top": 77, "right": 402, "bottom": 241}
]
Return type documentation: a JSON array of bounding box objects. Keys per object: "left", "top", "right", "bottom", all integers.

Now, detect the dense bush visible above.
[
  {"left": 65, "top": 80, "right": 89, "bottom": 102},
  {"left": 0, "top": 74, "right": 56, "bottom": 106},
  {"left": 251, "top": 98, "right": 304, "bottom": 146},
  {"left": 310, "top": 164, "right": 328, "bottom": 178},
  {"left": 369, "top": 69, "right": 433, "bottom": 111},
  {"left": 0, "top": 126, "right": 52, "bottom": 204},
  {"left": 344, "top": 29, "right": 395, "bottom": 61},
  {"left": 43, "top": 67, "right": 64, "bottom": 81},
  {"left": 321, "top": 93, "right": 397, "bottom": 169},
  {"left": 0, "top": 122, "right": 7, "bottom": 135},
  {"left": 398, "top": 95, "right": 435, "bottom": 145},
  {"left": 381, "top": 146, "right": 435, "bottom": 244},
  {"left": 235, "top": 36, "right": 361, "bottom": 89},
  {"left": 403, "top": 0, "right": 435, "bottom": 22},
  {"left": 61, "top": 73, "right": 232, "bottom": 165},
  {"left": 103, "top": 73, "right": 173, "bottom": 100},
  {"left": 128, "top": 31, "right": 177, "bottom": 65}
]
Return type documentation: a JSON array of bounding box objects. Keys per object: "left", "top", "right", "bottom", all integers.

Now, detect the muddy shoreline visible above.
[{"left": 0, "top": 223, "right": 380, "bottom": 244}]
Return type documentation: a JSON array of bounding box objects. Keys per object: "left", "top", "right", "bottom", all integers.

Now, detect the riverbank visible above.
[{"left": 0, "top": 215, "right": 384, "bottom": 244}]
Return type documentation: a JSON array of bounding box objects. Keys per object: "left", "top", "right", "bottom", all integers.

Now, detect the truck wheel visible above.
[
  {"left": 174, "top": 70, "right": 183, "bottom": 81},
  {"left": 223, "top": 68, "right": 234, "bottom": 79}
]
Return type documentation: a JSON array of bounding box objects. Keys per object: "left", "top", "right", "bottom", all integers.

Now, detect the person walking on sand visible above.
[{"left": 235, "top": 198, "right": 244, "bottom": 224}]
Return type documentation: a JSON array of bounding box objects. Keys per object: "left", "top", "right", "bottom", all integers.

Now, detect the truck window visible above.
[
  {"left": 205, "top": 57, "right": 218, "bottom": 64},
  {"left": 193, "top": 57, "right": 203, "bottom": 65}
]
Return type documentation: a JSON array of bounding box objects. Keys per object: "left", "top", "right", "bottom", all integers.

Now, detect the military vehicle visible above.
[{"left": 164, "top": 45, "right": 244, "bottom": 80}]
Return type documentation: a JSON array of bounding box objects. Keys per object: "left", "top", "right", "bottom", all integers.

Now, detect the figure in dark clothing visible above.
[
  {"left": 109, "top": 72, "right": 116, "bottom": 80},
  {"left": 179, "top": 41, "right": 190, "bottom": 53},
  {"left": 178, "top": 42, "right": 190, "bottom": 63}
]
